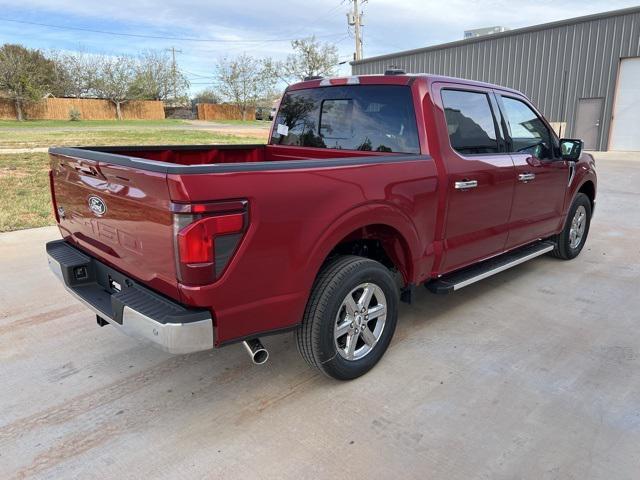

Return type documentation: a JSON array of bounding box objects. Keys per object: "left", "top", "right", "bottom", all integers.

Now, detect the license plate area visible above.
[{"left": 92, "top": 262, "right": 131, "bottom": 292}]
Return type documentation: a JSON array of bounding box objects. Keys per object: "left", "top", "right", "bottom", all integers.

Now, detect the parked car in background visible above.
[
  {"left": 255, "top": 106, "right": 269, "bottom": 120},
  {"left": 46, "top": 72, "right": 596, "bottom": 380},
  {"left": 268, "top": 98, "right": 280, "bottom": 120}
]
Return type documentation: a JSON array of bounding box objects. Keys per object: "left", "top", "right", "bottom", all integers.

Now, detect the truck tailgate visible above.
[{"left": 50, "top": 151, "right": 180, "bottom": 299}]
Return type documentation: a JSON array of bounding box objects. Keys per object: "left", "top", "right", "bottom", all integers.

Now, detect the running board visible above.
[{"left": 425, "top": 241, "right": 555, "bottom": 294}]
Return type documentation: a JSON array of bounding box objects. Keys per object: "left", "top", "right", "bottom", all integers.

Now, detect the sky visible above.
[{"left": 0, "top": 0, "right": 638, "bottom": 94}]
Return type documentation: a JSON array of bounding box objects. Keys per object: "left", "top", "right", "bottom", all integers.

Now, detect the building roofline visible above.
[{"left": 351, "top": 5, "right": 640, "bottom": 65}]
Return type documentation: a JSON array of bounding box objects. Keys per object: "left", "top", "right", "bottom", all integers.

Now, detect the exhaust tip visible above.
[
  {"left": 243, "top": 339, "right": 269, "bottom": 365},
  {"left": 252, "top": 348, "right": 269, "bottom": 365}
]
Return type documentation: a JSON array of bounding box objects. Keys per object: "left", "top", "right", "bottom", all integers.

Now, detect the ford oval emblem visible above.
[{"left": 88, "top": 195, "right": 107, "bottom": 216}]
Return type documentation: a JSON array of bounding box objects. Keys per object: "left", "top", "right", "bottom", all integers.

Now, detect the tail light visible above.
[{"left": 172, "top": 200, "right": 248, "bottom": 286}]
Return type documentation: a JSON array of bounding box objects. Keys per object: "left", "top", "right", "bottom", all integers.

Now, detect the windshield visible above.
[{"left": 270, "top": 85, "right": 420, "bottom": 154}]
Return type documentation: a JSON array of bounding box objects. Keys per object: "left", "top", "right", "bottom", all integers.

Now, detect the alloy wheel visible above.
[
  {"left": 334, "top": 282, "right": 387, "bottom": 361},
  {"left": 569, "top": 205, "right": 587, "bottom": 249}
]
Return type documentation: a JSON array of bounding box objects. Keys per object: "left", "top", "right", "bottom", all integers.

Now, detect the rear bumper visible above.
[{"left": 46, "top": 240, "right": 214, "bottom": 354}]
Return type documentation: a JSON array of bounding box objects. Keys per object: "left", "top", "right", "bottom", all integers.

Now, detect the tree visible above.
[
  {"left": 130, "top": 50, "right": 189, "bottom": 104},
  {"left": 49, "top": 50, "right": 98, "bottom": 98},
  {"left": 93, "top": 55, "right": 137, "bottom": 120},
  {"left": 280, "top": 36, "right": 339, "bottom": 83},
  {"left": 193, "top": 88, "right": 221, "bottom": 105},
  {"left": 217, "top": 54, "right": 277, "bottom": 121},
  {"left": 0, "top": 44, "right": 58, "bottom": 120}
]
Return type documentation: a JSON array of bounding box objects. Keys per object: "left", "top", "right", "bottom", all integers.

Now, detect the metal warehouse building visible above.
[{"left": 351, "top": 7, "right": 640, "bottom": 151}]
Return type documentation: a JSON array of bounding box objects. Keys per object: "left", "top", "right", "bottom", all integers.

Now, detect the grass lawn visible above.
[
  {"left": 0, "top": 119, "right": 187, "bottom": 128},
  {"left": 0, "top": 130, "right": 267, "bottom": 232},
  {"left": 0, "top": 129, "right": 267, "bottom": 148},
  {"left": 0, "top": 153, "right": 52, "bottom": 232}
]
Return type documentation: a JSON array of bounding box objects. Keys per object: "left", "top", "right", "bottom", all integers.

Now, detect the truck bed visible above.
[
  {"left": 48, "top": 143, "right": 434, "bottom": 344},
  {"left": 50, "top": 144, "right": 399, "bottom": 174}
]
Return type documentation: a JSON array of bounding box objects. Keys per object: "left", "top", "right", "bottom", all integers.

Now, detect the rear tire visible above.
[
  {"left": 296, "top": 255, "right": 399, "bottom": 380},
  {"left": 551, "top": 192, "right": 592, "bottom": 260}
]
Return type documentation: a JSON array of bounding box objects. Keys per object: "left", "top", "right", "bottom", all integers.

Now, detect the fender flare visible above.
[
  {"left": 300, "top": 201, "right": 421, "bottom": 292},
  {"left": 564, "top": 157, "right": 597, "bottom": 215}
]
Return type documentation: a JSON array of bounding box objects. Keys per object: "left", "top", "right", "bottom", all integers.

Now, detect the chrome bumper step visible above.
[{"left": 46, "top": 240, "right": 214, "bottom": 354}]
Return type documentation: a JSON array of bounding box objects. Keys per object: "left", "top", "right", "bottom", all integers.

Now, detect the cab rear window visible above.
[{"left": 271, "top": 85, "right": 420, "bottom": 154}]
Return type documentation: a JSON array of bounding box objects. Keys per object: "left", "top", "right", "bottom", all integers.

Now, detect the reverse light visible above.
[{"left": 173, "top": 202, "right": 247, "bottom": 286}]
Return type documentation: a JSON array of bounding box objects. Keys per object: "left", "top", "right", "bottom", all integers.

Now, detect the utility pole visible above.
[
  {"left": 347, "top": 0, "right": 365, "bottom": 61},
  {"left": 166, "top": 46, "right": 182, "bottom": 103}
]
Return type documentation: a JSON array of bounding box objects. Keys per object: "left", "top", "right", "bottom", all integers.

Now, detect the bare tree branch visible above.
[
  {"left": 217, "top": 54, "right": 277, "bottom": 120},
  {"left": 48, "top": 49, "right": 99, "bottom": 98},
  {"left": 279, "top": 36, "right": 339, "bottom": 83},
  {"left": 130, "top": 50, "right": 189, "bottom": 104},
  {"left": 92, "top": 55, "right": 137, "bottom": 120}
]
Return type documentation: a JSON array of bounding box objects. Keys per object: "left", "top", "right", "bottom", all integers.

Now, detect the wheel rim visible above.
[
  {"left": 334, "top": 282, "right": 387, "bottom": 361},
  {"left": 569, "top": 205, "right": 587, "bottom": 249}
]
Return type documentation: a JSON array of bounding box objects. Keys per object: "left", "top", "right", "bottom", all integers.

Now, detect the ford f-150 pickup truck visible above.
[{"left": 46, "top": 72, "right": 596, "bottom": 380}]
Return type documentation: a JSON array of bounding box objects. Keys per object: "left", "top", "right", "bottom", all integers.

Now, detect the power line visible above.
[
  {"left": 0, "top": 17, "right": 344, "bottom": 44},
  {"left": 210, "top": 29, "right": 352, "bottom": 58},
  {"left": 183, "top": 70, "right": 216, "bottom": 79},
  {"left": 255, "top": 1, "right": 346, "bottom": 45},
  {"left": 177, "top": 30, "right": 351, "bottom": 84},
  {"left": 187, "top": 35, "right": 352, "bottom": 85}
]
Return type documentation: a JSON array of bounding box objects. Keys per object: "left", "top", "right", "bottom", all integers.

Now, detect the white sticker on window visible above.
[{"left": 277, "top": 123, "right": 289, "bottom": 136}]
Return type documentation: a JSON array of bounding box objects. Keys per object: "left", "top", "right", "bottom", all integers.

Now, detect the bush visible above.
[{"left": 68, "top": 107, "right": 81, "bottom": 121}]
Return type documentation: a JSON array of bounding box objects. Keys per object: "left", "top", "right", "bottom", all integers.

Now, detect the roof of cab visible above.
[{"left": 287, "top": 73, "right": 522, "bottom": 96}]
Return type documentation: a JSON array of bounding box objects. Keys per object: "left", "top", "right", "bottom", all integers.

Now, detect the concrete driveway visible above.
[{"left": 1, "top": 155, "right": 639, "bottom": 479}]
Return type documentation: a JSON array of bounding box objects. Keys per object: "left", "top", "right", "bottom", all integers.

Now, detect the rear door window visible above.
[
  {"left": 271, "top": 85, "right": 420, "bottom": 154},
  {"left": 441, "top": 89, "right": 500, "bottom": 155}
]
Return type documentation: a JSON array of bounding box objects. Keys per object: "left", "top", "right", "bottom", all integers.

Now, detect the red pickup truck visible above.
[{"left": 46, "top": 73, "right": 596, "bottom": 380}]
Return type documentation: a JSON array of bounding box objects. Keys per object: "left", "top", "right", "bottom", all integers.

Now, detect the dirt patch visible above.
[{"left": 215, "top": 127, "right": 269, "bottom": 138}]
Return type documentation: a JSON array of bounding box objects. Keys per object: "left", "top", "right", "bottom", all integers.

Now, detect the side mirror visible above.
[{"left": 559, "top": 138, "right": 583, "bottom": 161}]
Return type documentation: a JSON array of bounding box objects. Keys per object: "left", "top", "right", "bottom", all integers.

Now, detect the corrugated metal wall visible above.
[{"left": 352, "top": 8, "right": 640, "bottom": 150}]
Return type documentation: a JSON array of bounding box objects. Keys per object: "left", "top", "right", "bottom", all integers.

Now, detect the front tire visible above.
[
  {"left": 296, "top": 255, "right": 399, "bottom": 380},
  {"left": 551, "top": 192, "right": 592, "bottom": 260}
]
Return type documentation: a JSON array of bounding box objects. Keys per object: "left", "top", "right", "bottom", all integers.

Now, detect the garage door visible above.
[{"left": 610, "top": 57, "right": 640, "bottom": 151}]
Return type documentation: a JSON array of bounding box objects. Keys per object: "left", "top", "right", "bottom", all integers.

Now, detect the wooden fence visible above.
[
  {"left": 0, "top": 99, "right": 17, "bottom": 119},
  {"left": 197, "top": 103, "right": 254, "bottom": 121},
  {"left": 0, "top": 98, "right": 165, "bottom": 120}
]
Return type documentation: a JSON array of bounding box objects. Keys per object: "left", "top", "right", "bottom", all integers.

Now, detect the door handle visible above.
[
  {"left": 454, "top": 180, "right": 478, "bottom": 190},
  {"left": 518, "top": 173, "right": 536, "bottom": 183}
]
